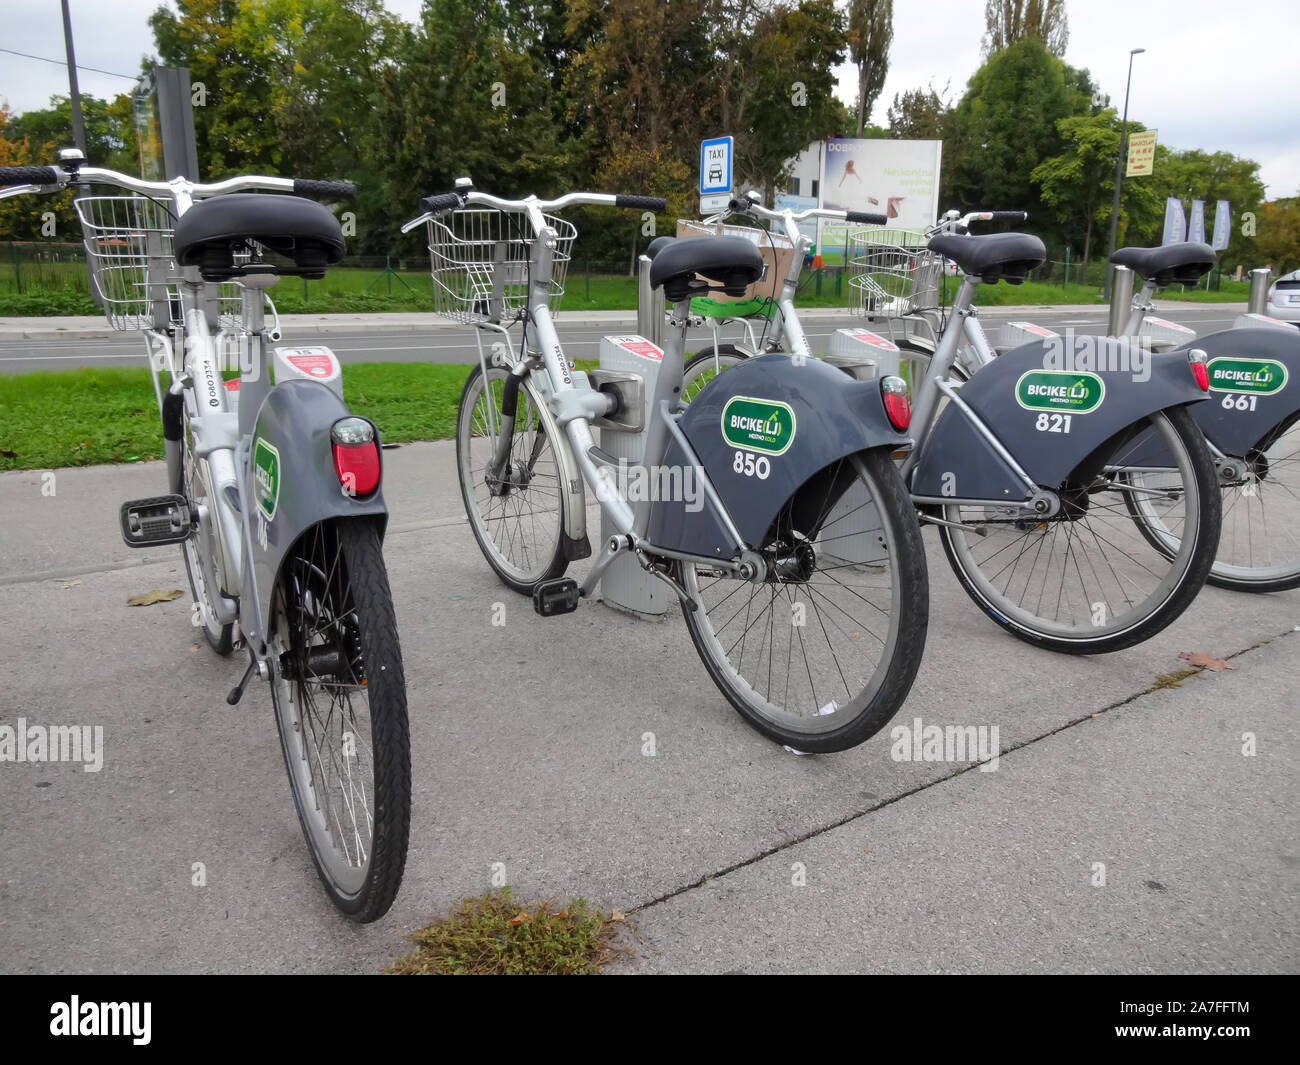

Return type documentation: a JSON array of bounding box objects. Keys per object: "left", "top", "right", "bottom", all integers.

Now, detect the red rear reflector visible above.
[
  {"left": 880, "top": 376, "right": 911, "bottom": 430},
  {"left": 1191, "top": 362, "right": 1209, "bottom": 391},
  {"left": 332, "top": 442, "right": 380, "bottom": 496}
]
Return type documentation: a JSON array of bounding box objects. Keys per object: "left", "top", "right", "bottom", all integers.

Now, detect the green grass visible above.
[
  {"left": 385, "top": 889, "right": 627, "bottom": 975},
  {"left": 0, "top": 362, "right": 480, "bottom": 471}
]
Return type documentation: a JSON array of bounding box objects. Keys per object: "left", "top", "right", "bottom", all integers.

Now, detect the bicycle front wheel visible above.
[
  {"left": 456, "top": 364, "right": 567, "bottom": 594},
  {"left": 678, "top": 449, "right": 928, "bottom": 753},
  {"left": 270, "top": 518, "right": 410, "bottom": 922},
  {"left": 681, "top": 346, "right": 749, "bottom": 405},
  {"left": 939, "top": 406, "right": 1220, "bottom": 654}
]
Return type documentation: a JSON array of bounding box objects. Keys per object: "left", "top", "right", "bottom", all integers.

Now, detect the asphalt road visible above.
[{"left": 0, "top": 304, "right": 1251, "bottom": 373}]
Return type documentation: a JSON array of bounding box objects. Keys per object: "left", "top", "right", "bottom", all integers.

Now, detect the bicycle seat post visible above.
[{"left": 235, "top": 268, "right": 280, "bottom": 441}]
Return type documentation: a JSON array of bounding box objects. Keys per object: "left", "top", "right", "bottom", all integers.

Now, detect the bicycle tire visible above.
[
  {"left": 269, "top": 517, "right": 410, "bottom": 922},
  {"left": 456, "top": 364, "right": 568, "bottom": 595},
  {"left": 938, "top": 406, "right": 1220, "bottom": 654},
  {"left": 678, "top": 448, "right": 928, "bottom": 753}
]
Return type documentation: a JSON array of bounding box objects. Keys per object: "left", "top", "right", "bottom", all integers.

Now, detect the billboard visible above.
[{"left": 819, "top": 138, "right": 942, "bottom": 259}]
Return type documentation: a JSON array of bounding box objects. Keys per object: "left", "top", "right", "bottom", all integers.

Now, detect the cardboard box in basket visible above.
[{"left": 675, "top": 219, "right": 797, "bottom": 306}]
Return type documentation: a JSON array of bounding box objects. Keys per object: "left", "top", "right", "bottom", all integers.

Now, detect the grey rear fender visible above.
[
  {"left": 1175, "top": 327, "right": 1300, "bottom": 456},
  {"left": 911, "top": 336, "right": 1211, "bottom": 498},
  {"left": 243, "top": 379, "right": 388, "bottom": 638},
  {"left": 647, "top": 353, "right": 910, "bottom": 557}
]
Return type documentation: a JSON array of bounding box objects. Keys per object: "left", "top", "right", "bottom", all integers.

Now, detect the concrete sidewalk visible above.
[
  {"left": 0, "top": 442, "right": 1294, "bottom": 974},
  {"left": 0, "top": 303, "right": 1250, "bottom": 341}
]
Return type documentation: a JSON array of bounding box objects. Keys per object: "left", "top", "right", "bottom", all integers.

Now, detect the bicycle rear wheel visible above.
[
  {"left": 939, "top": 407, "right": 1220, "bottom": 654},
  {"left": 456, "top": 364, "right": 567, "bottom": 594},
  {"left": 678, "top": 449, "right": 928, "bottom": 753},
  {"left": 270, "top": 518, "right": 410, "bottom": 922},
  {"left": 1126, "top": 411, "right": 1300, "bottom": 592}
]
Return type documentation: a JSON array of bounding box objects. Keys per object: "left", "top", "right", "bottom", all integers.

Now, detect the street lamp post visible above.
[{"left": 1104, "top": 47, "right": 1144, "bottom": 299}]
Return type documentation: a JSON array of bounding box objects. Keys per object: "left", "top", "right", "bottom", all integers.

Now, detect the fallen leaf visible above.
[
  {"left": 191, "top": 644, "right": 199, "bottom": 653},
  {"left": 56, "top": 577, "right": 82, "bottom": 589},
  {"left": 610, "top": 908, "right": 625, "bottom": 922},
  {"left": 550, "top": 907, "right": 570, "bottom": 920},
  {"left": 1178, "top": 651, "right": 1235, "bottom": 672},
  {"left": 127, "top": 588, "right": 185, "bottom": 607},
  {"left": 507, "top": 911, "right": 532, "bottom": 927}
]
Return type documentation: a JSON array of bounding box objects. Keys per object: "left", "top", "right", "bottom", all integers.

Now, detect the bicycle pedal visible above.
[
  {"left": 119, "top": 495, "right": 193, "bottom": 548},
  {"left": 532, "top": 577, "right": 580, "bottom": 617}
]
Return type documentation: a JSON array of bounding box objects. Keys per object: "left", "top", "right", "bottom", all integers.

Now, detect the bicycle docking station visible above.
[{"left": 592, "top": 330, "right": 672, "bottom": 618}]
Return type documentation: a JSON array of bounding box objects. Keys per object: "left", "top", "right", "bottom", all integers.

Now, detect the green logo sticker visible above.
[
  {"left": 1015, "top": 370, "right": 1105, "bottom": 414},
  {"left": 1206, "top": 358, "right": 1288, "bottom": 395},
  {"left": 721, "top": 396, "right": 797, "bottom": 455},
  {"left": 253, "top": 438, "right": 280, "bottom": 520}
]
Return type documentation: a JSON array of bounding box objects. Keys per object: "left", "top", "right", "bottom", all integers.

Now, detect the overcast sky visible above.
[{"left": 2, "top": 0, "right": 1296, "bottom": 197}]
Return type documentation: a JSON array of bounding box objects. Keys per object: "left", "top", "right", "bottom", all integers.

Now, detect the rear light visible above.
[
  {"left": 880, "top": 375, "right": 911, "bottom": 430},
  {"left": 331, "top": 417, "right": 380, "bottom": 496},
  {"left": 1187, "top": 348, "right": 1209, "bottom": 392}
]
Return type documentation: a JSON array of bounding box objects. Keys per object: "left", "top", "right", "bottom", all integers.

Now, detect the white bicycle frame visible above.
[
  {"left": 403, "top": 191, "right": 763, "bottom": 596},
  {"left": 3, "top": 165, "right": 299, "bottom": 646}
]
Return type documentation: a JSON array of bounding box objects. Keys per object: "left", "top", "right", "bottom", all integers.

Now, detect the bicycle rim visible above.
[
  {"left": 942, "top": 410, "right": 1206, "bottom": 644},
  {"left": 681, "top": 349, "right": 747, "bottom": 405}
]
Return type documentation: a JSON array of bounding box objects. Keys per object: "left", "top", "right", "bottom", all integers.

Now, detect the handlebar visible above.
[
  {"left": 0, "top": 157, "right": 355, "bottom": 204},
  {"left": 926, "top": 209, "right": 1029, "bottom": 237},
  {"left": 403, "top": 188, "right": 667, "bottom": 233}
]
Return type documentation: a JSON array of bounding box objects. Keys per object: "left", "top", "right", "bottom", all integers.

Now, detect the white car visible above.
[{"left": 1267, "top": 269, "right": 1300, "bottom": 324}]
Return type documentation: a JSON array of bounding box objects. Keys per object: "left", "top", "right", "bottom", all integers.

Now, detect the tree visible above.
[
  {"left": 943, "top": 39, "right": 1094, "bottom": 220},
  {"left": 1147, "top": 148, "right": 1266, "bottom": 269},
  {"left": 721, "top": 0, "right": 848, "bottom": 203},
  {"left": 365, "top": 0, "right": 583, "bottom": 254},
  {"left": 1031, "top": 110, "right": 1160, "bottom": 265},
  {"left": 886, "top": 82, "right": 950, "bottom": 140},
  {"left": 983, "top": 0, "right": 1068, "bottom": 57},
  {"left": 1253, "top": 197, "right": 1300, "bottom": 274},
  {"left": 150, "top": 0, "right": 278, "bottom": 178},
  {"left": 847, "top": 0, "right": 892, "bottom": 138}
]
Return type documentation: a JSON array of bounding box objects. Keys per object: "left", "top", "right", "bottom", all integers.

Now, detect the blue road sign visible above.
[{"left": 700, "top": 136, "right": 733, "bottom": 195}]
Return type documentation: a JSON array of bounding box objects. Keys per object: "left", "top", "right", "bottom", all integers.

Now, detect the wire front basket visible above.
[
  {"left": 423, "top": 208, "right": 576, "bottom": 324},
  {"left": 74, "top": 196, "right": 244, "bottom": 331},
  {"left": 846, "top": 226, "right": 942, "bottom": 319}
]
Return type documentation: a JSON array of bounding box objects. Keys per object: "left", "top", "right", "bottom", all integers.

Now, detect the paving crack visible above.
[{"left": 627, "top": 624, "right": 1297, "bottom": 917}]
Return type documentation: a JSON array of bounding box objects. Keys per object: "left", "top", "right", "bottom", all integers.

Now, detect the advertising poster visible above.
[{"left": 819, "top": 138, "right": 942, "bottom": 261}]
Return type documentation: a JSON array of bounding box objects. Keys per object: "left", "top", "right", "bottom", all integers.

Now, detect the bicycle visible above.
[
  {"left": 402, "top": 180, "right": 928, "bottom": 753},
  {"left": 0, "top": 150, "right": 410, "bottom": 921},
  {"left": 678, "top": 195, "right": 1221, "bottom": 654},
  {"left": 1103, "top": 243, "right": 1300, "bottom": 592}
]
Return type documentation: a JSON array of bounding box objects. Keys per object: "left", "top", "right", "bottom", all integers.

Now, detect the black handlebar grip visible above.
[
  {"left": 418, "top": 192, "right": 463, "bottom": 215},
  {"left": 614, "top": 195, "right": 667, "bottom": 211},
  {"left": 989, "top": 210, "right": 1027, "bottom": 222},
  {"left": 292, "top": 178, "right": 356, "bottom": 200},
  {"left": 0, "top": 165, "right": 61, "bottom": 186},
  {"left": 845, "top": 211, "right": 888, "bottom": 224}
]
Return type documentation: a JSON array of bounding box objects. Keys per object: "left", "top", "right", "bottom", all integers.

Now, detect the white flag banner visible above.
[
  {"left": 1211, "top": 200, "right": 1231, "bottom": 251},
  {"left": 1188, "top": 200, "right": 1207, "bottom": 244},
  {"left": 1161, "top": 198, "right": 1187, "bottom": 245}
]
